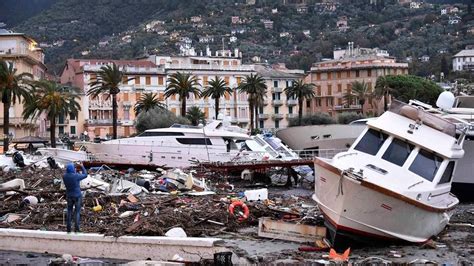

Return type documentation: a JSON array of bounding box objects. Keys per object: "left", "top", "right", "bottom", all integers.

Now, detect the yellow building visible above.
[
  {"left": 255, "top": 64, "right": 305, "bottom": 130},
  {"left": 0, "top": 31, "right": 47, "bottom": 140},
  {"left": 307, "top": 48, "right": 409, "bottom": 117}
]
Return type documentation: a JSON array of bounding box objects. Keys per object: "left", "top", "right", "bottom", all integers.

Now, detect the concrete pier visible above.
[{"left": 0, "top": 229, "right": 227, "bottom": 262}]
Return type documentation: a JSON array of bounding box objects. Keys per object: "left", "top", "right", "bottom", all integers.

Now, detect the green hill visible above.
[{"left": 9, "top": 0, "right": 473, "bottom": 78}]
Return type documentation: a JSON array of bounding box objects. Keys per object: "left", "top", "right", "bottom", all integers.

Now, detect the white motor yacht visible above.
[
  {"left": 313, "top": 99, "right": 465, "bottom": 246},
  {"left": 82, "top": 120, "right": 252, "bottom": 168}
]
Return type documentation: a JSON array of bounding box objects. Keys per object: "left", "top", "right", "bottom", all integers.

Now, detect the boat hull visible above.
[
  {"left": 82, "top": 142, "right": 240, "bottom": 168},
  {"left": 313, "top": 161, "right": 454, "bottom": 246}
]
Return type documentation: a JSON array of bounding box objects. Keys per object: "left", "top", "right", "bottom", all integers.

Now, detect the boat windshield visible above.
[
  {"left": 354, "top": 129, "right": 388, "bottom": 155},
  {"left": 382, "top": 138, "right": 414, "bottom": 166},
  {"left": 408, "top": 148, "right": 443, "bottom": 182}
]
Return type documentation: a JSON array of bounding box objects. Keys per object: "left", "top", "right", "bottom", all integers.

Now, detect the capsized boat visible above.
[{"left": 313, "top": 100, "right": 466, "bottom": 246}]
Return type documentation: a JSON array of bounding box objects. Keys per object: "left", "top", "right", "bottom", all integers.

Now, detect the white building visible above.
[
  {"left": 452, "top": 49, "right": 474, "bottom": 72},
  {"left": 148, "top": 48, "right": 255, "bottom": 126}
]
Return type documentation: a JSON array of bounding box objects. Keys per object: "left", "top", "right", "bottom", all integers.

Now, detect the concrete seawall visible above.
[{"left": 0, "top": 229, "right": 227, "bottom": 262}]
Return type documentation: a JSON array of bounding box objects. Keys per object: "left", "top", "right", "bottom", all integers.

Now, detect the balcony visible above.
[
  {"left": 272, "top": 87, "right": 283, "bottom": 93},
  {"left": 231, "top": 117, "right": 250, "bottom": 123},
  {"left": 122, "top": 101, "right": 132, "bottom": 107},
  {"left": 272, "top": 99, "right": 283, "bottom": 106},
  {"left": 89, "top": 100, "right": 113, "bottom": 110},
  {"left": 272, "top": 114, "right": 284, "bottom": 120},
  {"left": 0, "top": 117, "right": 35, "bottom": 126},
  {"left": 163, "top": 63, "right": 254, "bottom": 72},
  {"left": 258, "top": 114, "right": 270, "bottom": 120},
  {"left": 86, "top": 119, "right": 113, "bottom": 125},
  {"left": 286, "top": 113, "right": 298, "bottom": 119},
  {"left": 333, "top": 104, "right": 362, "bottom": 111},
  {"left": 287, "top": 99, "right": 298, "bottom": 106}
]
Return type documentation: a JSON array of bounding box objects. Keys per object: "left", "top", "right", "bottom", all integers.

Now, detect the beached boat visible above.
[
  {"left": 81, "top": 120, "right": 252, "bottom": 168},
  {"left": 313, "top": 99, "right": 466, "bottom": 246}
]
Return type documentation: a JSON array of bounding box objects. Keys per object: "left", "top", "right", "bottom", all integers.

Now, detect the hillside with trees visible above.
[{"left": 7, "top": 0, "right": 473, "bottom": 80}]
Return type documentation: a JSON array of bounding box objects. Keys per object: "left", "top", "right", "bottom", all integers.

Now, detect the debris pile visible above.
[{"left": 0, "top": 165, "right": 321, "bottom": 239}]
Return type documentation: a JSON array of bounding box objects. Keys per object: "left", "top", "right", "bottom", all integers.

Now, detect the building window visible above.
[
  {"left": 286, "top": 81, "right": 290, "bottom": 88},
  {"left": 259, "top": 107, "right": 264, "bottom": 113},
  {"left": 316, "top": 73, "right": 321, "bottom": 80},
  {"left": 274, "top": 80, "right": 278, "bottom": 87},
  {"left": 272, "top": 93, "right": 276, "bottom": 100},
  {"left": 124, "top": 109, "right": 130, "bottom": 120},
  {"left": 203, "top": 76, "right": 208, "bottom": 86},
  {"left": 259, "top": 120, "right": 264, "bottom": 128},
  {"left": 306, "top": 100, "right": 311, "bottom": 108},
  {"left": 327, "top": 85, "right": 332, "bottom": 95},
  {"left": 327, "top": 72, "right": 332, "bottom": 79},
  {"left": 317, "top": 86, "right": 321, "bottom": 96},
  {"left": 70, "top": 126, "right": 76, "bottom": 135},
  {"left": 158, "top": 76, "right": 164, "bottom": 85},
  {"left": 274, "top": 107, "right": 279, "bottom": 114},
  {"left": 337, "top": 72, "right": 342, "bottom": 79},
  {"left": 326, "top": 98, "right": 333, "bottom": 106},
  {"left": 316, "top": 99, "right": 321, "bottom": 107},
  {"left": 275, "top": 120, "right": 280, "bottom": 128},
  {"left": 355, "top": 70, "right": 360, "bottom": 78},
  {"left": 337, "top": 84, "right": 342, "bottom": 93},
  {"left": 134, "top": 76, "right": 140, "bottom": 85},
  {"left": 347, "top": 71, "right": 351, "bottom": 78},
  {"left": 367, "top": 69, "right": 372, "bottom": 77},
  {"left": 288, "top": 106, "right": 293, "bottom": 114},
  {"left": 224, "top": 76, "right": 230, "bottom": 85},
  {"left": 69, "top": 112, "right": 77, "bottom": 121},
  {"left": 59, "top": 126, "right": 64, "bottom": 134}
]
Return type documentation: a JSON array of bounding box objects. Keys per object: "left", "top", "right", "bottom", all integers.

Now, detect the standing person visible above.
[{"left": 63, "top": 162, "right": 87, "bottom": 233}]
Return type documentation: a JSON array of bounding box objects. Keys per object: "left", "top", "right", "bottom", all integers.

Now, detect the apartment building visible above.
[
  {"left": 60, "top": 59, "right": 166, "bottom": 138},
  {"left": 148, "top": 48, "right": 255, "bottom": 127},
  {"left": 307, "top": 47, "right": 409, "bottom": 117},
  {"left": 255, "top": 64, "right": 305, "bottom": 130},
  {"left": 452, "top": 49, "right": 474, "bottom": 72},
  {"left": 0, "top": 30, "right": 47, "bottom": 140}
]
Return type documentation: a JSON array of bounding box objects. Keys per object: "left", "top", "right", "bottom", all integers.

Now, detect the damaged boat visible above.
[{"left": 313, "top": 99, "right": 466, "bottom": 246}]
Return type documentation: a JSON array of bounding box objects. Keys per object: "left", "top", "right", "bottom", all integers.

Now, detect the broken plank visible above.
[{"left": 258, "top": 217, "right": 326, "bottom": 243}]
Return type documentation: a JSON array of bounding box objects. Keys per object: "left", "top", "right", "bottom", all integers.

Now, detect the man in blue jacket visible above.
[{"left": 63, "top": 162, "right": 88, "bottom": 233}]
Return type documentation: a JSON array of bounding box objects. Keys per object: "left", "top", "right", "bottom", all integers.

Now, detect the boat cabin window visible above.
[
  {"left": 408, "top": 149, "right": 443, "bottom": 182},
  {"left": 354, "top": 129, "right": 388, "bottom": 155},
  {"left": 139, "top": 132, "right": 185, "bottom": 137},
  {"left": 382, "top": 138, "right": 414, "bottom": 166},
  {"left": 176, "top": 138, "right": 212, "bottom": 145},
  {"left": 438, "top": 161, "right": 455, "bottom": 185}
]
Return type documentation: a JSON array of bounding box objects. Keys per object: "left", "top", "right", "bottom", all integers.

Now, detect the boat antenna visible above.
[{"left": 203, "top": 126, "right": 210, "bottom": 161}]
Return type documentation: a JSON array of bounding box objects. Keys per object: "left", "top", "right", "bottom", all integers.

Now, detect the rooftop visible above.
[{"left": 453, "top": 49, "right": 474, "bottom": 57}]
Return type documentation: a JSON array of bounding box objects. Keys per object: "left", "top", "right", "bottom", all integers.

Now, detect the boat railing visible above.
[{"left": 293, "top": 148, "right": 348, "bottom": 159}]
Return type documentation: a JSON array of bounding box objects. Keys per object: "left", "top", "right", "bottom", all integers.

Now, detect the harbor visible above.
[{"left": 0, "top": 93, "right": 473, "bottom": 264}]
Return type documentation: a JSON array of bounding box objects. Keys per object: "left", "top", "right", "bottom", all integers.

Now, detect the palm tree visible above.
[
  {"left": 186, "top": 106, "right": 205, "bottom": 126},
  {"left": 374, "top": 76, "right": 393, "bottom": 112},
  {"left": 0, "top": 60, "right": 33, "bottom": 152},
  {"left": 237, "top": 74, "right": 267, "bottom": 132},
  {"left": 134, "top": 92, "right": 166, "bottom": 116},
  {"left": 284, "top": 80, "right": 316, "bottom": 126},
  {"left": 351, "top": 81, "right": 372, "bottom": 114},
  {"left": 87, "top": 63, "right": 132, "bottom": 139},
  {"left": 165, "top": 72, "right": 201, "bottom": 117},
  {"left": 201, "top": 77, "right": 232, "bottom": 119},
  {"left": 22, "top": 80, "right": 81, "bottom": 148}
]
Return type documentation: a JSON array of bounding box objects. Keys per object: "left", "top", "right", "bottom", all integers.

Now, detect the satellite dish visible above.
[{"left": 436, "top": 91, "right": 455, "bottom": 110}]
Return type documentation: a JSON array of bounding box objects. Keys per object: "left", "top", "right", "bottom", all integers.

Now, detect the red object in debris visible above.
[
  {"left": 228, "top": 201, "right": 250, "bottom": 222},
  {"left": 298, "top": 246, "right": 329, "bottom": 252},
  {"left": 328, "top": 248, "right": 351, "bottom": 261},
  {"left": 133, "top": 213, "right": 140, "bottom": 222}
]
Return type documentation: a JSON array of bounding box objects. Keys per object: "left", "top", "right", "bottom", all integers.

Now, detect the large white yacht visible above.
[
  {"left": 82, "top": 120, "right": 252, "bottom": 168},
  {"left": 313, "top": 98, "right": 465, "bottom": 246}
]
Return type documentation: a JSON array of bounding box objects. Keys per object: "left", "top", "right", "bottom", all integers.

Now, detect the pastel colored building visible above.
[
  {"left": 307, "top": 47, "right": 409, "bottom": 117},
  {"left": 0, "top": 30, "right": 47, "bottom": 141},
  {"left": 148, "top": 49, "right": 255, "bottom": 127},
  {"left": 254, "top": 64, "right": 305, "bottom": 130},
  {"left": 60, "top": 59, "right": 166, "bottom": 138}
]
